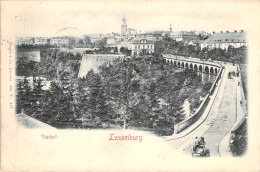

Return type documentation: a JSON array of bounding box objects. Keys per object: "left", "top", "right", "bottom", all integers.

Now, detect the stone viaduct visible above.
[{"left": 164, "top": 55, "right": 222, "bottom": 82}]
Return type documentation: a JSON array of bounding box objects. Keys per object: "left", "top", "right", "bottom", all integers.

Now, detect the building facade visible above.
[
  {"left": 34, "top": 37, "right": 50, "bottom": 45},
  {"left": 170, "top": 31, "right": 200, "bottom": 42},
  {"left": 17, "top": 37, "right": 34, "bottom": 45},
  {"left": 85, "top": 34, "right": 105, "bottom": 43},
  {"left": 131, "top": 37, "right": 154, "bottom": 56},
  {"left": 200, "top": 30, "right": 247, "bottom": 50}
]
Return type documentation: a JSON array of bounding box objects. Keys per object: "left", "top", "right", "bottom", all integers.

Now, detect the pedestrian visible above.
[{"left": 195, "top": 137, "right": 198, "bottom": 145}]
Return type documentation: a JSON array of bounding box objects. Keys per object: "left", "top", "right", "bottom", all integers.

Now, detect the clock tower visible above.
[{"left": 121, "top": 16, "right": 127, "bottom": 39}]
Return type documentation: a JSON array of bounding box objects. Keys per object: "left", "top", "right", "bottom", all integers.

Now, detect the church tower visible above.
[
  {"left": 169, "top": 24, "right": 172, "bottom": 32},
  {"left": 121, "top": 16, "right": 127, "bottom": 39}
]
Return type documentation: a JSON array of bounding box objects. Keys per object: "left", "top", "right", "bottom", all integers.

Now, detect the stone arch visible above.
[
  {"left": 190, "top": 63, "right": 193, "bottom": 70},
  {"left": 215, "top": 68, "right": 218, "bottom": 75},
  {"left": 178, "top": 61, "right": 181, "bottom": 67},
  {"left": 181, "top": 62, "right": 184, "bottom": 68},
  {"left": 170, "top": 60, "right": 173, "bottom": 65},
  {"left": 210, "top": 67, "right": 214, "bottom": 75},
  {"left": 199, "top": 65, "right": 203, "bottom": 72},
  {"left": 205, "top": 66, "right": 209, "bottom": 74},
  {"left": 174, "top": 61, "right": 177, "bottom": 67},
  {"left": 194, "top": 64, "right": 198, "bottom": 71},
  {"left": 185, "top": 63, "right": 188, "bottom": 69}
]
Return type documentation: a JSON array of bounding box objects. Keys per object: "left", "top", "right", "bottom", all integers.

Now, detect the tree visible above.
[
  {"left": 79, "top": 39, "right": 84, "bottom": 47},
  {"left": 85, "top": 69, "right": 109, "bottom": 124},
  {"left": 30, "top": 77, "right": 44, "bottom": 116},
  {"left": 16, "top": 81, "right": 24, "bottom": 113},
  {"left": 96, "top": 38, "right": 107, "bottom": 51},
  {"left": 149, "top": 81, "right": 158, "bottom": 108},
  {"left": 84, "top": 36, "right": 91, "bottom": 44},
  {"left": 20, "top": 77, "right": 33, "bottom": 114}
]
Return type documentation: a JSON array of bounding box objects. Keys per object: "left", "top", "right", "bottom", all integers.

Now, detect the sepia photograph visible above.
[{"left": 1, "top": 0, "right": 260, "bottom": 171}]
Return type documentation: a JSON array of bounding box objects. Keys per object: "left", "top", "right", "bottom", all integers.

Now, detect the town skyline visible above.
[{"left": 7, "top": 1, "right": 255, "bottom": 37}]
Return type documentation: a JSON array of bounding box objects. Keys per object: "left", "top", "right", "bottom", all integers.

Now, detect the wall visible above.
[
  {"left": 174, "top": 66, "right": 223, "bottom": 134},
  {"left": 229, "top": 66, "right": 247, "bottom": 145},
  {"left": 78, "top": 54, "right": 125, "bottom": 77}
]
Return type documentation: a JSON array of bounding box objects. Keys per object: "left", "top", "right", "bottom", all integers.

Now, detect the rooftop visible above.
[{"left": 202, "top": 30, "right": 246, "bottom": 44}]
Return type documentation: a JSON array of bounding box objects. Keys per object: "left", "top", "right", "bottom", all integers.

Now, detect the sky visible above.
[{"left": 3, "top": 0, "right": 260, "bottom": 37}]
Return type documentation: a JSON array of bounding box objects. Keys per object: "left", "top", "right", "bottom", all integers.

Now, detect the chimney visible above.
[
  {"left": 213, "top": 31, "right": 215, "bottom": 34},
  {"left": 226, "top": 31, "right": 229, "bottom": 33},
  {"left": 234, "top": 30, "right": 237, "bottom": 33},
  {"left": 241, "top": 30, "right": 244, "bottom": 32}
]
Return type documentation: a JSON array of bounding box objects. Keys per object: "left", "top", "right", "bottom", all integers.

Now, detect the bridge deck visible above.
[
  {"left": 166, "top": 63, "right": 239, "bottom": 157},
  {"left": 164, "top": 55, "right": 222, "bottom": 68}
]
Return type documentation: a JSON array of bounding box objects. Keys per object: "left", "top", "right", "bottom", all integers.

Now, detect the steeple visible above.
[
  {"left": 122, "top": 15, "right": 126, "bottom": 25},
  {"left": 121, "top": 15, "right": 127, "bottom": 38},
  {"left": 169, "top": 24, "right": 172, "bottom": 32}
]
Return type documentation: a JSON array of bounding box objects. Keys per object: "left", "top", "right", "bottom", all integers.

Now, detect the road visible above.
[{"left": 166, "top": 63, "right": 238, "bottom": 157}]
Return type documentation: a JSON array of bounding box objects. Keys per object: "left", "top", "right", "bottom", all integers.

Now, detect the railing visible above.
[
  {"left": 209, "top": 66, "right": 224, "bottom": 95},
  {"left": 173, "top": 66, "right": 224, "bottom": 134},
  {"left": 229, "top": 66, "right": 247, "bottom": 147},
  {"left": 164, "top": 55, "right": 222, "bottom": 68}
]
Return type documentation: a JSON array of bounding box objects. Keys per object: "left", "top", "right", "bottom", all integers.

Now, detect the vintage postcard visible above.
[{"left": 1, "top": 0, "right": 260, "bottom": 171}]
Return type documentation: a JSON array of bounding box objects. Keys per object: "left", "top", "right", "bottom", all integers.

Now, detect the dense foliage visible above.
[
  {"left": 16, "top": 49, "right": 81, "bottom": 79},
  {"left": 154, "top": 38, "right": 247, "bottom": 64},
  {"left": 16, "top": 50, "right": 212, "bottom": 135},
  {"left": 230, "top": 120, "right": 248, "bottom": 156}
]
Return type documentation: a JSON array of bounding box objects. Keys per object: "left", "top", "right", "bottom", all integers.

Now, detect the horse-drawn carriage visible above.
[{"left": 192, "top": 137, "right": 210, "bottom": 157}]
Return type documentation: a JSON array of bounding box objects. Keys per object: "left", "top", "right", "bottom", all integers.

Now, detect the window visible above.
[
  {"left": 225, "top": 39, "right": 228, "bottom": 41},
  {"left": 138, "top": 45, "right": 140, "bottom": 49}
]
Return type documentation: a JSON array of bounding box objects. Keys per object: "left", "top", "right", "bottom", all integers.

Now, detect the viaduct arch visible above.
[
  {"left": 164, "top": 57, "right": 221, "bottom": 75},
  {"left": 164, "top": 55, "right": 222, "bottom": 83}
]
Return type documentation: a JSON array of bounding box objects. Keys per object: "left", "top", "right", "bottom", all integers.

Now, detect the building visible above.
[
  {"left": 170, "top": 31, "right": 200, "bottom": 42},
  {"left": 120, "top": 16, "right": 137, "bottom": 40},
  {"left": 140, "top": 24, "right": 173, "bottom": 42},
  {"left": 17, "top": 37, "right": 34, "bottom": 45},
  {"left": 200, "top": 30, "right": 247, "bottom": 50},
  {"left": 106, "top": 32, "right": 121, "bottom": 45},
  {"left": 121, "top": 16, "right": 128, "bottom": 39},
  {"left": 106, "top": 37, "right": 117, "bottom": 45},
  {"left": 34, "top": 37, "right": 50, "bottom": 45},
  {"left": 131, "top": 37, "right": 154, "bottom": 56},
  {"left": 188, "top": 40, "right": 204, "bottom": 50},
  {"left": 127, "top": 28, "right": 137, "bottom": 39},
  {"left": 86, "top": 34, "right": 106, "bottom": 43},
  {"left": 50, "top": 36, "right": 75, "bottom": 47},
  {"left": 111, "top": 32, "right": 121, "bottom": 40},
  {"left": 188, "top": 39, "right": 204, "bottom": 46},
  {"left": 50, "top": 37, "right": 62, "bottom": 46}
]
